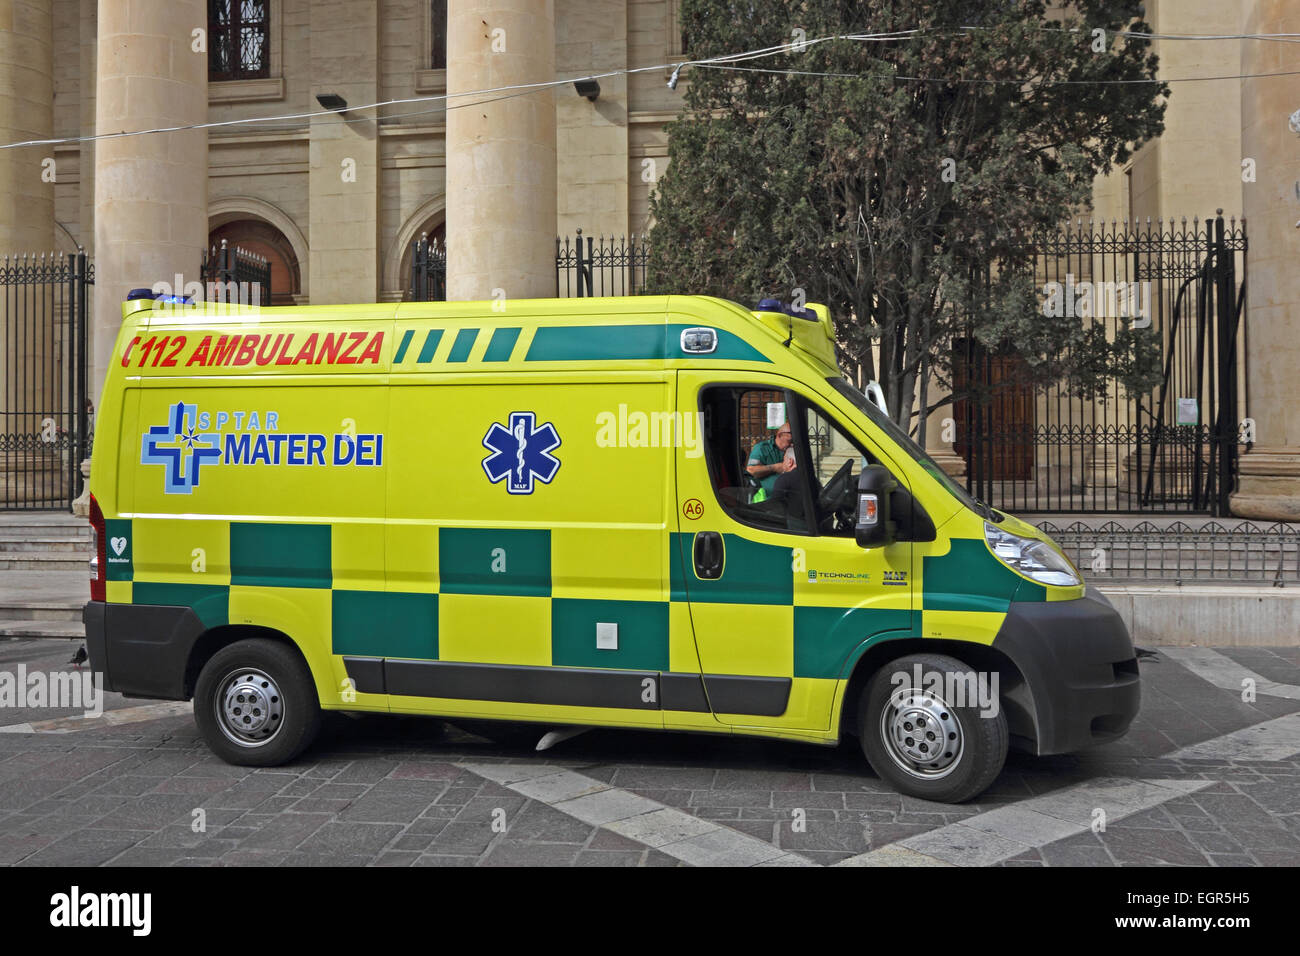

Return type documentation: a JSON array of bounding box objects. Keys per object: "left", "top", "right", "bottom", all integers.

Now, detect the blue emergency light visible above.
[{"left": 756, "top": 298, "right": 816, "bottom": 320}]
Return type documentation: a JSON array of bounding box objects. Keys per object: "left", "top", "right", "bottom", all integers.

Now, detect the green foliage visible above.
[{"left": 647, "top": 0, "right": 1167, "bottom": 431}]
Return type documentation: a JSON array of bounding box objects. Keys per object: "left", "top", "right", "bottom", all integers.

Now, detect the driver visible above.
[{"left": 747, "top": 423, "right": 796, "bottom": 497}]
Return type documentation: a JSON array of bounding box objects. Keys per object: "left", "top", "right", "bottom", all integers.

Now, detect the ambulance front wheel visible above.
[
  {"left": 858, "top": 653, "right": 1008, "bottom": 804},
  {"left": 194, "top": 638, "right": 323, "bottom": 766}
]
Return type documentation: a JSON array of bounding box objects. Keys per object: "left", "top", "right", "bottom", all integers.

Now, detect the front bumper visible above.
[
  {"left": 83, "top": 600, "right": 203, "bottom": 700},
  {"left": 992, "top": 588, "right": 1141, "bottom": 755}
]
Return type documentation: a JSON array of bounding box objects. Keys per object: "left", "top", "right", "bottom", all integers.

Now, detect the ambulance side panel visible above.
[
  {"left": 93, "top": 306, "right": 396, "bottom": 713},
  {"left": 355, "top": 370, "right": 687, "bottom": 727}
]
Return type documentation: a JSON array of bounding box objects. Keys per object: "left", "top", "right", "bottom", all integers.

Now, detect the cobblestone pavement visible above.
[{"left": 0, "top": 639, "right": 1297, "bottom": 866}]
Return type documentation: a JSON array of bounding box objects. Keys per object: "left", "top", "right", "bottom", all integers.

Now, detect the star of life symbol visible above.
[
  {"left": 141, "top": 402, "right": 221, "bottom": 494},
  {"left": 481, "top": 411, "right": 561, "bottom": 494}
]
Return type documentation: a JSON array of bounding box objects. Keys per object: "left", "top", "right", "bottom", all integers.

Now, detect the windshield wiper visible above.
[{"left": 971, "top": 497, "right": 1006, "bottom": 522}]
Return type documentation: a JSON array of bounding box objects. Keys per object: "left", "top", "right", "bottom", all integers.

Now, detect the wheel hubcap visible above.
[
  {"left": 881, "top": 691, "right": 963, "bottom": 780},
  {"left": 216, "top": 668, "right": 284, "bottom": 747}
]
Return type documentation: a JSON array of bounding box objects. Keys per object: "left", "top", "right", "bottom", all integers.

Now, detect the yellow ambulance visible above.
[{"left": 82, "top": 292, "right": 1140, "bottom": 802}]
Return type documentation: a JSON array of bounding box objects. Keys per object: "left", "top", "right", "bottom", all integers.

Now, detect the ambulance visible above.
[{"left": 82, "top": 292, "right": 1141, "bottom": 803}]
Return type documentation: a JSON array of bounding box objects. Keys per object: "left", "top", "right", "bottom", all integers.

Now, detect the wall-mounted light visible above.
[
  {"left": 316, "top": 92, "right": 348, "bottom": 113},
  {"left": 573, "top": 78, "right": 601, "bottom": 102}
]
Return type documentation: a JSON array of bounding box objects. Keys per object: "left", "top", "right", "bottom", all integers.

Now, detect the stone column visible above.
[
  {"left": 0, "top": 0, "right": 54, "bottom": 252},
  {"left": 924, "top": 398, "right": 967, "bottom": 479},
  {"left": 445, "top": 0, "right": 556, "bottom": 300},
  {"left": 70, "top": 0, "right": 95, "bottom": 515},
  {"left": 0, "top": 1, "right": 54, "bottom": 508},
  {"left": 1230, "top": 0, "right": 1300, "bottom": 521},
  {"left": 307, "top": 0, "right": 379, "bottom": 304},
  {"left": 78, "top": 0, "right": 96, "bottom": 255},
  {"left": 92, "top": 0, "right": 207, "bottom": 398}
]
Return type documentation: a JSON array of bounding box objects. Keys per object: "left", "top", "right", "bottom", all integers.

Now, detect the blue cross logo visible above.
[
  {"left": 481, "top": 412, "right": 561, "bottom": 494},
  {"left": 141, "top": 402, "right": 222, "bottom": 494}
]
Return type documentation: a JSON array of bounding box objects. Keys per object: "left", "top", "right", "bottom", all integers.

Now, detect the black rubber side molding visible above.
[{"left": 342, "top": 656, "right": 791, "bottom": 717}]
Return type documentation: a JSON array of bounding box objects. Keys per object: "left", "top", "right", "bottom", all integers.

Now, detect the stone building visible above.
[
  {"left": 0, "top": 0, "right": 684, "bottom": 395},
  {"left": 0, "top": 0, "right": 1296, "bottom": 519}
]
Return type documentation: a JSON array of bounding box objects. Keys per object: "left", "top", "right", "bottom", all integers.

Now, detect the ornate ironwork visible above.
[
  {"left": 1038, "top": 519, "right": 1299, "bottom": 586},
  {"left": 556, "top": 230, "right": 649, "bottom": 298},
  {"left": 961, "top": 212, "right": 1247, "bottom": 515},
  {"left": 408, "top": 233, "right": 446, "bottom": 302},
  {"left": 0, "top": 250, "right": 92, "bottom": 510},
  {"left": 201, "top": 239, "right": 271, "bottom": 305}
]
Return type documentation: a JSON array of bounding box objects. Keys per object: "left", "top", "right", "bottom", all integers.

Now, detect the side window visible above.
[
  {"left": 700, "top": 386, "right": 811, "bottom": 535},
  {"left": 802, "top": 403, "right": 876, "bottom": 537}
]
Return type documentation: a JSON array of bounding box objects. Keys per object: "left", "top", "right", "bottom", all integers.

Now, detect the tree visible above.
[{"left": 647, "top": 0, "right": 1167, "bottom": 437}]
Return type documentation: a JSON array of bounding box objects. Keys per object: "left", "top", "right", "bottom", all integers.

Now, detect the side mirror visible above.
[{"left": 856, "top": 464, "right": 897, "bottom": 548}]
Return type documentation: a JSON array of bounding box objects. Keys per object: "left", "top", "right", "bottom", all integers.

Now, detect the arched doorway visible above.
[{"left": 208, "top": 220, "right": 301, "bottom": 306}]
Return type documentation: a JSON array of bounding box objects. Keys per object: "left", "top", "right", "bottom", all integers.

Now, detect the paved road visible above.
[{"left": 0, "top": 638, "right": 1297, "bottom": 867}]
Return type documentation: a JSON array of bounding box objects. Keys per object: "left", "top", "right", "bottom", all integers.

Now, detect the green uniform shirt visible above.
[{"left": 748, "top": 437, "right": 785, "bottom": 493}]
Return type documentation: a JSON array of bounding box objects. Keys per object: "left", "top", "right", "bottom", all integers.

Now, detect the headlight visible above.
[{"left": 984, "top": 523, "right": 1080, "bottom": 587}]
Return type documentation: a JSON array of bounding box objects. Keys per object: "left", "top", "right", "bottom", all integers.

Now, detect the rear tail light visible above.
[{"left": 89, "top": 493, "right": 106, "bottom": 602}]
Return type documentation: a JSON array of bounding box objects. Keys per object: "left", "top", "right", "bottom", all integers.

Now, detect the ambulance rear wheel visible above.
[
  {"left": 858, "top": 653, "right": 1007, "bottom": 803},
  {"left": 194, "top": 639, "right": 322, "bottom": 766}
]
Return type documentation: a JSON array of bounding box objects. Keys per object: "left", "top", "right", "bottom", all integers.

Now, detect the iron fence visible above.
[
  {"left": 555, "top": 230, "right": 649, "bottom": 297},
  {"left": 201, "top": 238, "right": 271, "bottom": 305},
  {"left": 408, "top": 233, "right": 446, "bottom": 302},
  {"left": 423, "top": 220, "right": 1250, "bottom": 517},
  {"left": 1037, "top": 519, "right": 1299, "bottom": 586},
  {"left": 0, "top": 251, "right": 92, "bottom": 510},
  {"left": 959, "top": 213, "right": 1247, "bottom": 515}
]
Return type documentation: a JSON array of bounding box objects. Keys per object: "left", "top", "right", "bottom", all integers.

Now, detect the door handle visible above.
[{"left": 693, "top": 531, "right": 724, "bottom": 579}]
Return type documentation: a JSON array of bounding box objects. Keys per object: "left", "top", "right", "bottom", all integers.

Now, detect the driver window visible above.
[
  {"left": 699, "top": 385, "right": 812, "bottom": 535},
  {"left": 803, "top": 402, "right": 877, "bottom": 537}
]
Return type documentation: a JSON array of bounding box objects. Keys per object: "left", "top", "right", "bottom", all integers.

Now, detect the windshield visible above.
[{"left": 827, "top": 377, "right": 985, "bottom": 515}]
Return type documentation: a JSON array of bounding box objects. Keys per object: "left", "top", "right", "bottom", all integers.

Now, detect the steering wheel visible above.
[{"left": 817, "top": 459, "right": 856, "bottom": 531}]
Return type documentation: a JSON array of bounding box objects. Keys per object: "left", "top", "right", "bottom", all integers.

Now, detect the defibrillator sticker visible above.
[{"left": 481, "top": 412, "right": 561, "bottom": 495}]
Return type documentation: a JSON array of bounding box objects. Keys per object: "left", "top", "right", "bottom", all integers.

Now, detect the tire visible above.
[
  {"left": 858, "top": 652, "right": 1007, "bottom": 803},
  {"left": 193, "top": 639, "right": 322, "bottom": 766}
]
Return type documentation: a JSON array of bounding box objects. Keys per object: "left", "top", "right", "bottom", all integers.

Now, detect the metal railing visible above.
[
  {"left": 556, "top": 230, "right": 649, "bottom": 297},
  {"left": 0, "top": 251, "right": 92, "bottom": 510},
  {"left": 1036, "top": 519, "right": 1299, "bottom": 586},
  {"left": 408, "top": 233, "right": 446, "bottom": 302},
  {"left": 201, "top": 239, "right": 271, "bottom": 305},
  {"left": 960, "top": 214, "right": 1247, "bottom": 516}
]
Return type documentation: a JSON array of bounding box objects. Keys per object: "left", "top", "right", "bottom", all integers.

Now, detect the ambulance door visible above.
[{"left": 673, "top": 373, "right": 913, "bottom": 732}]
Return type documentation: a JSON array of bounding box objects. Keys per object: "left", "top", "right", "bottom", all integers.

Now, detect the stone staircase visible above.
[{"left": 0, "top": 513, "right": 90, "bottom": 639}]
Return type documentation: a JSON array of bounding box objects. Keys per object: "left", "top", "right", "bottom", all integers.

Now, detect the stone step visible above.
[
  {"left": 0, "top": 525, "right": 90, "bottom": 536},
  {"left": 0, "top": 539, "right": 92, "bottom": 553},
  {"left": 0, "top": 522, "right": 90, "bottom": 533},
  {"left": 0, "top": 515, "right": 87, "bottom": 527},
  {"left": 0, "top": 601, "right": 83, "bottom": 623},
  {"left": 0, "top": 530, "right": 91, "bottom": 546},
  {"left": 0, "top": 554, "right": 90, "bottom": 572},
  {"left": 0, "top": 619, "right": 85, "bottom": 640}
]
